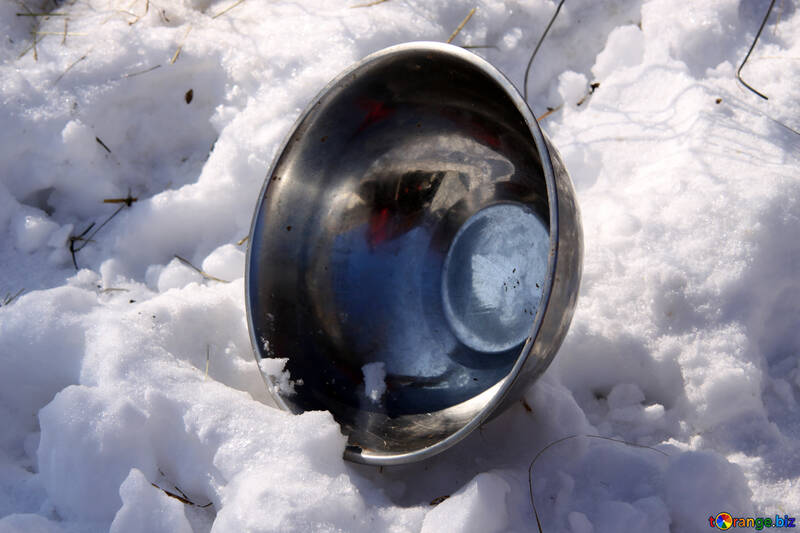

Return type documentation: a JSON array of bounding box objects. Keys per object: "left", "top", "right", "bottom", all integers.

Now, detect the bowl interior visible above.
[{"left": 247, "top": 45, "right": 552, "bottom": 460}]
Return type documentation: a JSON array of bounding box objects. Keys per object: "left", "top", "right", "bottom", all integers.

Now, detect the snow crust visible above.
[{"left": 1, "top": 0, "right": 799, "bottom": 531}]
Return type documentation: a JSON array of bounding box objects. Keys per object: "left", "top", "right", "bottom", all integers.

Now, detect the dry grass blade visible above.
[
  {"left": 127, "top": 0, "right": 149, "bottom": 25},
  {"left": 763, "top": 113, "right": 800, "bottom": 137},
  {"left": 80, "top": 206, "right": 123, "bottom": 243},
  {"left": 32, "top": 28, "right": 39, "bottom": 61},
  {"left": 576, "top": 82, "right": 600, "bottom": 106},
  {"left": 68, "top": 192, "right": 135, "bottom": 269},
  {"left": 236, "top": 235, "right": 249, "bottom": 246},
  {"left": 95, "top": 135, "right": 111, "bottom": 153},
  {"left": 15, "top": 1, "right": 34, "bottom": 16},
  {"left": 212, "top": 0, "right": 245, "bottom": 19},
  {"left": 528, "top": 434, "right": 668, "bottom": 533},
  {"left": 35, "top": 31, "right": 87, "bottom": 36},
  {"left": 18, "top": 43, "right": 35, "bottom": 59},
  {"left": 523, "top": 0, "right": 565, "bottom": 103},
  {"left": 16, "top": 1, "right": 40, "bottom": 60},
  {"left": 2, "top": 288, "right": 25, "bottom": 307},
  {"left": 68, "top": 222, "right": 95, "bottom": 269},
  {"left": 155, "top": 484, "right": 193, "bottom": 505},
  {"left": 350, "top": 0, "right": 390, "bottom": 7},
  {"left": 171, "top": 25, "right": 192, "bottom": 64},
  {"left": 54, "top": 51, "right": 88, "bottom": 84},
  {"left": 174, "top": 255, "right": 229, "bottom": 283},
  {"left": 122, "top": 64, "right": 161, "bottom": 79},
  {"left": 773, "top": 0, "right": 785, "bottom": 34},
  {"left": 446, "top": 7, "right": 476, "bottom": 44},
  {"left": 536, "top": 82, "right": 598, "bottom": 122},
  {"left": 150, "top": 482, "right": 212, "bottom": 507},
  {"left": 536, "top": 105, "right": 562, "bottom": 122},
  {"left": 737, "top": 0, "right": 776, "bottom": 100}
]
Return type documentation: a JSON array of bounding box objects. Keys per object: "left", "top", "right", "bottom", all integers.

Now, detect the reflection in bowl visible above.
[{"left": 246, "top": 42, "right": 582, "bottom": 465}]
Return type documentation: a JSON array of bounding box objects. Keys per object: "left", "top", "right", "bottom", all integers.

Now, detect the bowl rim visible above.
[{"left": 245, "top": 41, "right": 561, "bottom": 465}]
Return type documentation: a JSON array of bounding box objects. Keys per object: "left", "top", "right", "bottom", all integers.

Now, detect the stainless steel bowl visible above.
[{"left": 246, "top": 42, "right": 582, "bottom": 465}]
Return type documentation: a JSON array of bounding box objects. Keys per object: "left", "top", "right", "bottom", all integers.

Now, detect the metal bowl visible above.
[{"left": 246, "top": 42, "right": 582, "bottom": 465}]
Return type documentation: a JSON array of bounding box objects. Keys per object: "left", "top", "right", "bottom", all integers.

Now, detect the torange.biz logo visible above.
[{"left": 709, "top": 512, "right": 796, "bottom": 530}]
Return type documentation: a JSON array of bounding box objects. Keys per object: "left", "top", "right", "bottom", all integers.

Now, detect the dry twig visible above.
[
  {"left": 103, "top": 193, "right": 138, "bottom": 206},
  {"left": 68, "top": 191, "right": 137, "bottom": 269},
  {"left": 69, "top": 222, "right": 96, "bottom": 269},
  {"left": 174, "top": 255, "right": 229, "bottom": 283},
  {"left": 536, "top": 105, "right": 562, "bottom": 122},
  {"left": 536, "top": 82, "right": 599, "bottom": 122},
  {"left": 151, "top": 482, "right": 213, "bottom": 508},
  {"left": 576, "top": 82, "right": 600, "bottom": 106}
]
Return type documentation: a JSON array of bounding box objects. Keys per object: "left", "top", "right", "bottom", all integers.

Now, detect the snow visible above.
[
  {"left": 1, "top": 0, "right": 799, "bottom": 532},
  {"left": 362, "top": 362, "right": 387, "bottom": 403},
  {"left": 441, "top": 203, "right": 549, "bottom": 353},
  {"left": 109, "top": 468, "right": 194, "bottom": 533},
  {"left": 420, "top": 473, "right": 511, "bottom": 533}
]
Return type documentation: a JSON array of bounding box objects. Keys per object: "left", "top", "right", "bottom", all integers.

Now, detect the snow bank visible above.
[{"left": 1, "top": 0, "right": 798, "bottom": 531}]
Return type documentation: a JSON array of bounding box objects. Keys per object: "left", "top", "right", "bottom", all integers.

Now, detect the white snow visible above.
[
  {"left": 362, "top": 362, "right": 387, "bottom": 403},
  {"left": 420, "top": 473, "right": 511, "bottom": 533},
  {"left": 109, "top": 468, "right": 194, "bottom": 533},
  {"left": 1, "top": 0, "right": 799, "bottom": 532}
]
